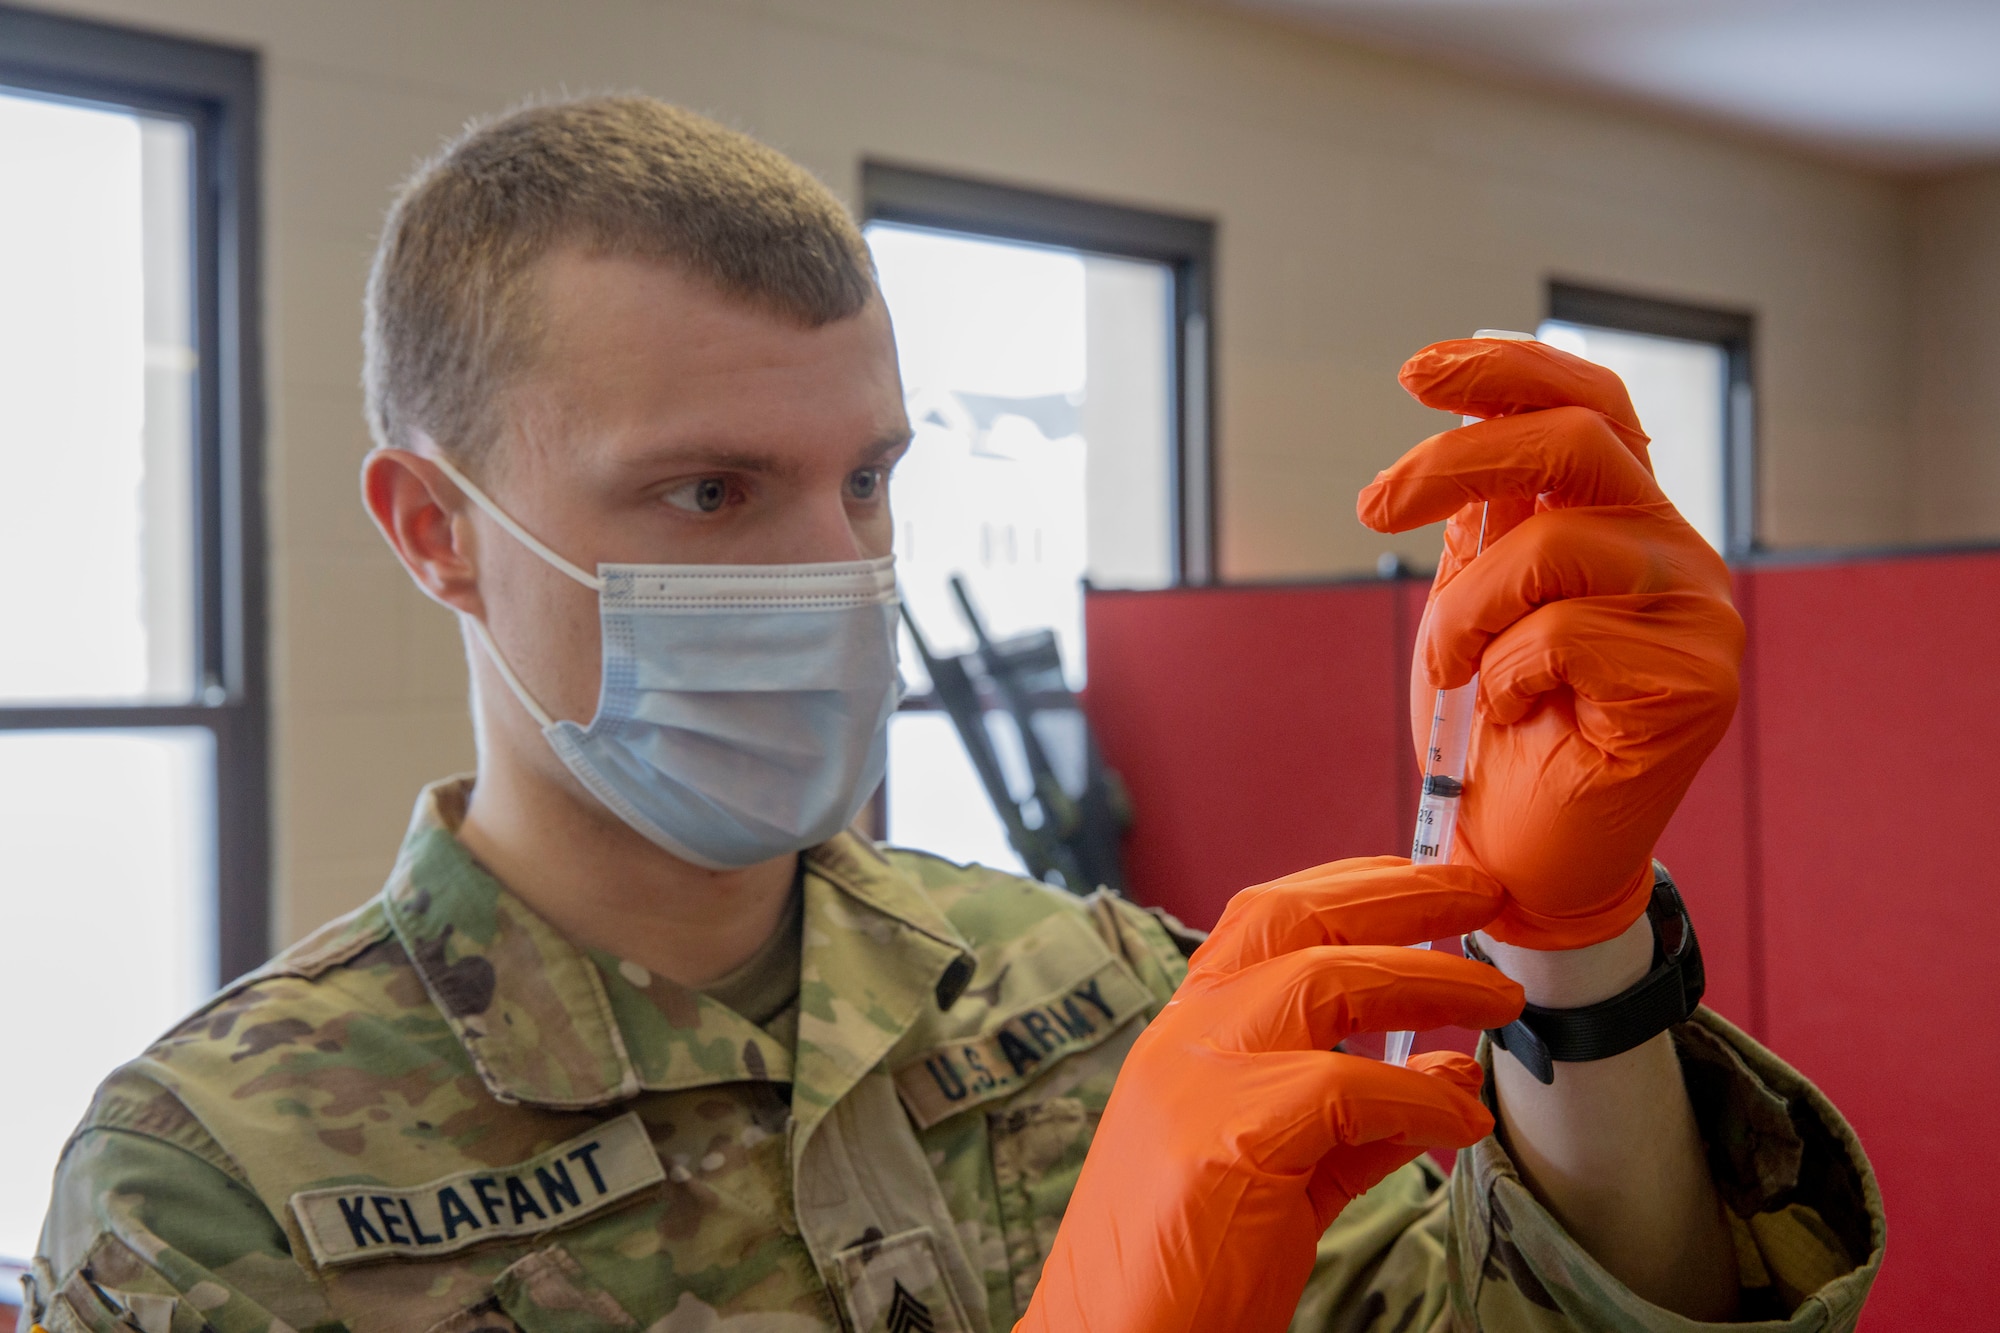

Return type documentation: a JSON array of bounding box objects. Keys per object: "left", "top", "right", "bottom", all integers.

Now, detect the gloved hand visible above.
[
  {"left": 1016, "top": 857, "right": 1523, "bottom": 1333},
  {"left": 1358, "top": 337, "right": 1744, "bottom": 949}
]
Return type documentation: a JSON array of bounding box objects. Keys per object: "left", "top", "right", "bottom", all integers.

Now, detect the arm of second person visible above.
[{"left": 1477, "top": 916, "right": 1739, "bottom": 1320}]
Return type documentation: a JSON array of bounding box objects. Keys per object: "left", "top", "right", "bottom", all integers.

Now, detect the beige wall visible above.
[
  {"left": 1909, "top": 166, "right": 2000, "bottom": 543},
  {"left": 22, "top": 0, "right": 1948, "bottom": 944}
]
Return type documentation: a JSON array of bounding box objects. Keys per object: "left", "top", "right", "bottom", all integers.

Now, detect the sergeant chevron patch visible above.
[
  {"left": 833, "top": 1226, "right": 969, "bottom": 1333},
  {"left": 887, "top": 1280, "right": 936, "bottom": 1333}
]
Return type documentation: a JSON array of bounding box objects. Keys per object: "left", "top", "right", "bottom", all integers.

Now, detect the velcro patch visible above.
[
  {"left": 290, "top": 1112, "right": 663, "bottom": 1267},
  {"left": 892, "top": 959, "right": 1150, "bottom": 1129},
  {"left": 834, "top": 1227, "right": 969, "bottom": 1333}
]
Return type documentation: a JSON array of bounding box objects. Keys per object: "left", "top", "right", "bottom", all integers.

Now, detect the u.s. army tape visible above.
[{"left": 893, "top": 959, "right": 1150, "bottom": 1129}]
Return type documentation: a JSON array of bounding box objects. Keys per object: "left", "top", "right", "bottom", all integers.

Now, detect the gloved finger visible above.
[
  {"left": 1476, "top": 594, "right": 1743, "bottom": 736},
  {"left": 1193, "top": 858, "right": 1504, "bottom": 976},
  {"left": 1249, "top": 1048, "right": 1496, "bottom": 1181},
  {"left": 1397, "top": 337, "right": 1648, "bottom": 457},
  {"left": 1420, "top": 504, "right": 1732, "bottom": 689},
  {"left": 1409, "top": 1047, "right": 1487, "bottom": 1099},
  {"left": 1358, "top": 406, "right": 1666, "bottom": 539},
  {"left": 1303, "top": 1051, "right": 1488, "bottom": 1223},
  {"left": 1192, "top": 945, "right": 1523, "bottom": 1053},
  {"left": 1431, "top": 493, "right": 1538, "bottom": 596}
]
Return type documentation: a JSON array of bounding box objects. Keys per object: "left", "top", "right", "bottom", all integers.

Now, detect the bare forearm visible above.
[{"left": 1475, "top": 916, "right": 1738, "bottom": 1320}]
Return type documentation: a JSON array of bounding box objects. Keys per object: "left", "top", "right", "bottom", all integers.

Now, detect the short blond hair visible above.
[{"left": 363, "top": 95, "right": 876, "bottom": 469}]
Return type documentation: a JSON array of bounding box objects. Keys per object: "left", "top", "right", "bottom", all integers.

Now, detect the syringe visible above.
[{"left": 1384, "top": 329, "right": 1534, "bottom": 1069}]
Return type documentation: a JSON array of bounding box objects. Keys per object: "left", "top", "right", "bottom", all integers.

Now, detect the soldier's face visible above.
[{"left": 466, "top": 247, "right": 911, "bottom": 734}]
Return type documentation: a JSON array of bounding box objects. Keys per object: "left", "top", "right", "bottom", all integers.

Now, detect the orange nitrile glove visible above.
[
  {"left": 1358, "top": 337, "right": 1745, "bottom": 949},
  {"left": 1015, "top": 857, "right": 1524, "bottom": 1333}
]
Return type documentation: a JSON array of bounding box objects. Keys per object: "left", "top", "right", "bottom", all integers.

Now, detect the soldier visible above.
[{"left": 27, "top": 97, "right": 1879, "bottom": 1333}]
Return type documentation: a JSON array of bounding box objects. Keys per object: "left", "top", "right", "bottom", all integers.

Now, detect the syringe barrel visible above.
[
  {"left": 1409, "top": 674, "right": 1477, "bottom": 864},
  {"left": 1410, "top": 791, "right": 1461, "bottom": 865},
  {"left": 1426, "top": 676, "right": 1477, "bottom": 780}
]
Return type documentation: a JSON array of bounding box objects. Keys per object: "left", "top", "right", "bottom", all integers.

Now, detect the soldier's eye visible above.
[
  {"left": 664, "top": 477, "right": 732, "bottom": 514},
  {"left": 847, "top": 468, "right": 885, "bottom": 502}
]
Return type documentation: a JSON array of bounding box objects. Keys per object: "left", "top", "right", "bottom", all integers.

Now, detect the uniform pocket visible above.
[
  {"left": 491, "top": 1244, "right": 640, "bottom": 1332},
  {"left": 41, "top": 1285, "right": 142, "bottom": 1333},
  {"left": 986, "top": 1098, "right": 1097, "bottom": 1316},
  {"left": 41, "top": 1235, "right": 180, "bottom": 1333},
  {"left": 424, "top": 1296, "right": 526, "bottom": 1333}
]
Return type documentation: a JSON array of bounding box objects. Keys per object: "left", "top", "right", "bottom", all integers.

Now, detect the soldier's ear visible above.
[{"left": 362, "top": 447, "right": 488, "bottom": 619}]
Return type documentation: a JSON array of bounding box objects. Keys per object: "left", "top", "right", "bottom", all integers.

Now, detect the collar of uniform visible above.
[
  {"left": 790, "top": 833, "right": 977, "bottom": 1152},
  {"left": 381, "top": 778, "right": 790, "bottom": 1108}
]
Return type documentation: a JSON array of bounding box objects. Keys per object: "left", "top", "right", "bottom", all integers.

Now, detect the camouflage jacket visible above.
[{"left": 29, "top": 780, "right": 1881, "bottom": 1333}]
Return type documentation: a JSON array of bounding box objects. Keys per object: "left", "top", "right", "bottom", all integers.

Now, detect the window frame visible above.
[
  {"left": 0, "top": 4, "right": 268, "bottom": 982},
  {"left": 862, "top": 162, "right": 1219, "bottom": 585},
  {"left": 1547, "top": 279, "right": 1757, "bottom": 558}
]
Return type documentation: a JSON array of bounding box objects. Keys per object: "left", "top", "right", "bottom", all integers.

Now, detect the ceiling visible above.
[{"left": 1225, "top": 0, "right": 2000, "bottom": 172}]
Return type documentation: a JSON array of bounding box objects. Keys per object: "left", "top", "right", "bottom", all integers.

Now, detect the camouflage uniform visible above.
[{"left": 28, "top": 779, "right": 1881, "bottom": 1332}]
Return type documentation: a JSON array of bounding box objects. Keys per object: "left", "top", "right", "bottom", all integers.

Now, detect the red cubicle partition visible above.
[
  {"left": 1082, "top": 549, "right": 2000, "bottom": 1330},
  {"left": 1081, "top": 580, "right": 1417, "bottom": 923}
]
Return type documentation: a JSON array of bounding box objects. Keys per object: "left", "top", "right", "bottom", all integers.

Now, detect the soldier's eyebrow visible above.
[
  {"left": 643, "top": 445, "right": 795, "bottom": 475},
  {"left": 614, "top": 430, "right": 911, "bottom": 483},
  {"left": 855, "top": 431, "right": 913, "bottom": 469},
  {"left": 595, "top": 441, "right": 802, "bottom": 489}
]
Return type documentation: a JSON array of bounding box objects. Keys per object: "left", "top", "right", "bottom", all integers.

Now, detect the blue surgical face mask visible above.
[{"left": 432, "top": 453, "right": 902, "bottom": 870}]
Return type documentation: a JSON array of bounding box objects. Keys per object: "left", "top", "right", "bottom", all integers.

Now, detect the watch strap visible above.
[{"left": 1464, "top": 863, "right": 1705, "bottom": 1085}]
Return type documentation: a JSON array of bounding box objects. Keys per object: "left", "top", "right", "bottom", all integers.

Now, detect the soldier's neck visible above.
[{"left": 455, "top": 744, "right": 800, "bottom": 990}]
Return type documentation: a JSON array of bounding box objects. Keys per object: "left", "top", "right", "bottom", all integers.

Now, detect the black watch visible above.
[{"left": 1462, "top": 862, "right": 1705, "bottom": 1085}]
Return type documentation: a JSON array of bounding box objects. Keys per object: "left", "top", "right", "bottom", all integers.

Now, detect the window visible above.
[
  {"left": 862, "top": 165, "right": 1213, "bottom": 871},
  {"left": 1539, "top": 281, "right": 1755, "bottom": 556},
  {"left": 0, "top": 6, "right": 263, "bottom": 1266}
]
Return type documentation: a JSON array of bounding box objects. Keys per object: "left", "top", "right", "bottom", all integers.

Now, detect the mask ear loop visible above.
[
  {"left": 412, "top": 436, "right": 592, "bottom": 729},
  {"left": 464, "top": 616, "right": 556, "bottom": 730},
  {"left": 426, "top": 446, "right": 604, "bottom": 592}
]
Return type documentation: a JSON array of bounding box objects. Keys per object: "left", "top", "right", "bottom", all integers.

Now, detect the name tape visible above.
[
  {"left": 893, "top": 960, "right": 1150, "bottom": 1129},
  {"left": 291, "top": 1112, "right": 664, "bottom": 1267}
]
